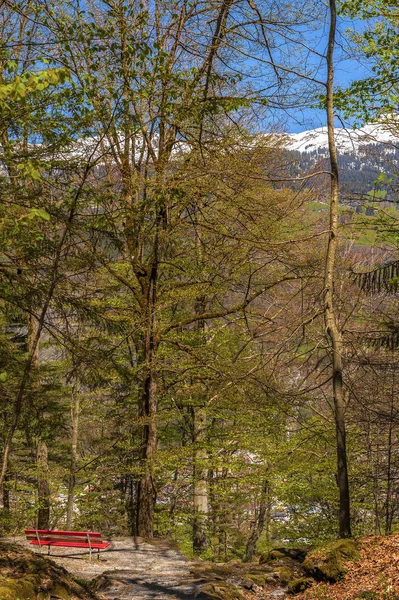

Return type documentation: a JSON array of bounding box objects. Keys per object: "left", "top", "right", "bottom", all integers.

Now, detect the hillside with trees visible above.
[{"left": 1, "top": 0, "right": 399, "bottom": 596}]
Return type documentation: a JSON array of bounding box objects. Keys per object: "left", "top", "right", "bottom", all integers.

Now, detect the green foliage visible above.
[
  {"left": 0, "top": 0, "right": 398, "bottom": 561},
  {"left": 73, "top": 485, "right": 127, "bottom": 535},
  {"left": 0, "top": 67, "right": 69, "bottom": 106},
  {"left": 337, "top": 1, "right": 399, "bottom": 122}
]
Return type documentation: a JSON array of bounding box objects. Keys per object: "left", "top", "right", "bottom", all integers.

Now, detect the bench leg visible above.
[
  {"left": 86, "top": 533, "right": 92, "bottom": 561},
  {"left": 35, "top": 532, "right": 42, "bottom": 554},
  {"left": 48, "top": 545, "right": 51, "bottom": 556},
  {"left": 97, "top": 549, "right": 100, "bottom": 561}
]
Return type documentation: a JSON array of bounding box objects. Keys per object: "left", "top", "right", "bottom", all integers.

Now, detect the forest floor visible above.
[
  {"left": 8, "top": 535, "right": 291, "bottom": 599},
  {"left": 6, "top": 533, "right": 399, "bottom": 600},
  {"left": 296, "top": 533, "right": 399, "bottom": 600},
  {"left": 10, "top": 535, "right": 199, "bottom": 599}
]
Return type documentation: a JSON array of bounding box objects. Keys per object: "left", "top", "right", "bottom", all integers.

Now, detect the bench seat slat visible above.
[
  {"left": 25, "top": 529, "right": 102, "bottom": 538},
  {"left": 29, "top": 540, "right": 110, "bottom": 549},
  {"left": 27, "top": 537, "right": 95, "bottom": 545},
  {"left": 26, "top": 534, "right": 101, "bottom": 542},
  {"left": 24, "top": 529, "right": 110, "bottom": 555}
]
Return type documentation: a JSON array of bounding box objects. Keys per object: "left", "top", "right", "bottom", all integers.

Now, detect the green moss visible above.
[
  {"left": 303, "top": 539, "right": 359, "bottom": 583},
  {"left": 259, "top": 549, "right": 285, "bottom": 564},
  {"left": 210, "top": 565, "right": 237, "bottom": 577},
  {"left": 0, "top": 575, "right": 71, "bottom": 600},
  {"left": 243, "top": 573, "right": 266, "bottom": 586},
  {"left": 197, "top": 582, "right": 245, "bottom": 600},
  {"left": 52, "top": 581, "right": 72, "bottom": 599},
  {"left": 191, "top": 564, "right": 231, "bottom": 581},
  {"left": 276, "top": 566, "right": 293, "bottom": 584},
  {"left": 195, "top": 562, "right": 233, "bottom": 574},
  {"left": 0, "top": 574, "right": 40, "bottom": 600},
  {"left": 0, "top": 541, "right": 99, "bottom": 600},
  {"left": 288, "top": 577, "right": 314, "bottom": 594}
]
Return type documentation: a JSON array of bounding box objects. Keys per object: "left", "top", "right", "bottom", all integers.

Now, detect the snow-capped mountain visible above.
[
  {"left": 279, "top": 120, "right": 399, "bottom": 205},
  {"left": 286, "top": 122, "right": 399, "bottom": 155}
]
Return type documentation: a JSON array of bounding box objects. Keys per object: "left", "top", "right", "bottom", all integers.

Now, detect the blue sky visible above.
[
  {"left": 284, "top": 15, "right": 372, "bottom": 133},
  {"left": 286, "top": 58, "right": 370, "bottom": 133}
]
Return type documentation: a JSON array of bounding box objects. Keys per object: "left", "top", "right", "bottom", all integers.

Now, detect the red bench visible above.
[{"left": 24, "top": 529, "right": 110, "bottom": 560}]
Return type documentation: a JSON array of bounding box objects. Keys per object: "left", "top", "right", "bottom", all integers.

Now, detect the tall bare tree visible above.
[{"left": 324, "top": 0, "right": 351, "bottom": 537}]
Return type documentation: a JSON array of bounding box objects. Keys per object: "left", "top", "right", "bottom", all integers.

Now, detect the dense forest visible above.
[{"left": 1, "top": 0, "right": 399, "bottom": 565}]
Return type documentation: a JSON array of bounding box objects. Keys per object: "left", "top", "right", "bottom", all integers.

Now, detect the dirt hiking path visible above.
[{"left": 13, "top": 536, "right": 199, "bottom": 599}]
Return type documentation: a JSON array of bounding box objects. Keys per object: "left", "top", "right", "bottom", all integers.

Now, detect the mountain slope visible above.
[
  {"left": 286, "top": 122, "right": 399, "bottom": 155},
  {"left": 280, "top": 122, "right": 399, "bottom": 205}
]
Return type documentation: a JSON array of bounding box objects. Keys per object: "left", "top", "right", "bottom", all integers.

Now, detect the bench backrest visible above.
[{"left": 25, "top": 529, "right": 103, "bottom": 544}]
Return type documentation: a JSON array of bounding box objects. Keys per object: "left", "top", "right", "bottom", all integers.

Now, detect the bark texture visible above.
[
  {"left": 66, "top": 391, "right": 80, "bottom": 530},
  {"left": 193, "top": 410, "right": 209, "bottom": 554},
  {"left": 137, "top": 363, "right": 158, "bottom": 537},
  {"left": 27, "top": 314, "right": 51, "bottom": 531},
  {"left": 245, "top": 479, "right": 270, "bottom": 562},
  {"left": 325, "top": 0, "right": 351, "bottom": 538},
  {"left": 36, "top": 439, "right": 50, "bottom": 530}
]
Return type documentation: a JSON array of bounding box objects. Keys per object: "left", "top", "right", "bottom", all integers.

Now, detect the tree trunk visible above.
[
  {"left": 245, "top": 479, "right": 269, "bottom": 562},
  {"left": 135, "top": 203, "right": 163, "bottom": 538},
  {"left": 192, "top": 203, "right": 209, "bottom": 555},
  {"left": 36, "top": 439, "right": 50, "bottom": 529},
  {"left": 125, "top": 476, "right": 137, "bottom": 536},
  {"left": 193, "top": 409, "right": 209, "bottom": 554},
  {"left": 66, "top": 391, "right": 79, "bottom": 530},
  {"left": 2, "top": 471, "right": 10, "bottom": 511},
  {"left": 384, "top": 387, "right": 395, "bottom": 535},
  {"left": 325, "top": 0, "right": 351, "bottom": 538},
  {"left": 168, "top": 470, "right": 179, "bottom": 538},
  {"left": 27, "top": 314, "right": 51, "bottom": 531},
  {"left": 136, "top": 367, "right": 157, "bottom": 537}
]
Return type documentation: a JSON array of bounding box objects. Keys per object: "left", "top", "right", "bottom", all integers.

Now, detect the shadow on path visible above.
[{"left": 112, "top": 576, "right": 196, "bottom": 599}]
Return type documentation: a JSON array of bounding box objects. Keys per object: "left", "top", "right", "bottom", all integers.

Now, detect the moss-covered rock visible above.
[
  {"left": 288, "top": 577, "right": 314, "bottom": 594},
  {"left": 260, "top": 548, "right": 308, "bottom": 565},
  {"left": 0, "top": 541, "right": 100, "bottom": 599},
  {"left": 51, "top": 581, "right": 73, "bottom": 599},
  {"left": 0, "top": 573, "right": 40, "bottom": 600},
  {"left": 89, "top": 574, "right": 114, "bottom": 591},
  {"left": 243, "top": 573, "right": 266, "bottom": 587},
  {"left": 191, "top": 562, "right": 237, "bottom": 580},
  {"left": 275, "top": 566, "right": 294, "bottom": 584},
  {"left": 196, "top": 581, "right": 245, "bottom": 599},
  {"left": 302, "top": 539, "right": 359, "bottom": 582},
  {"left": 259, "top": 549, "right": 286, "bottom": 564},
  {"left": 265, "top": 574, "right": 279, "bottom": 584},
  {"left": 241, "top": 578, "right": 254, "bottom": 590}
]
